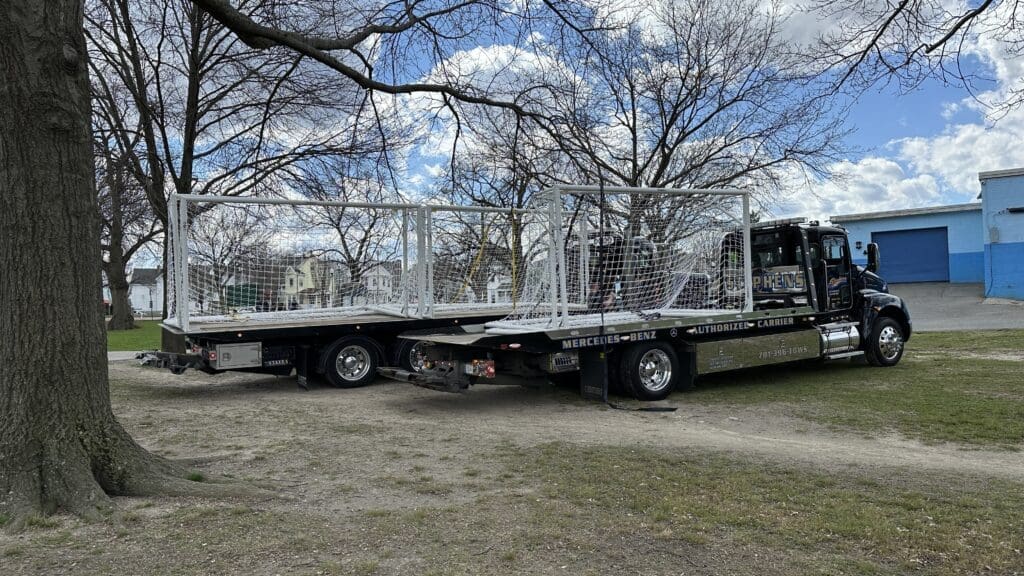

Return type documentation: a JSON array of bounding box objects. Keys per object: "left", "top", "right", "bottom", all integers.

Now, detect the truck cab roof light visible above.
[{"left": 751, "top": 217, "right": 808, "bottom": 229}]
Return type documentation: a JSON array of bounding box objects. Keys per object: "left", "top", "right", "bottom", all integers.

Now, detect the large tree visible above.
[
  {"left": 0, "top": 0, "right": 570, "bottom": 526},
  {"left": 0, "top": 0, "right": 251, "bottom": 529},
  {"left": 85, "top": 0, "right": 376, "bottom": 318}
]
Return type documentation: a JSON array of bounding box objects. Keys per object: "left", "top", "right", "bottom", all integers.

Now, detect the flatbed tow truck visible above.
[
  {"left": 379, "top": 186, "right": 912, "bottom": 401},
  {"left": 150, "top": 186, "right": 910, "bottom": 401}
]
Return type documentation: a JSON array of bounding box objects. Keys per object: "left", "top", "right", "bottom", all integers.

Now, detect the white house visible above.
[
  {"left": 362, "top": 263, "right": 394, "bottom": 303},
  {"left": 128, "top": 267, "right": 164, "bottom": 316},
  {"left": 486, "top": 272, "right": 513, "bottom": 304}
]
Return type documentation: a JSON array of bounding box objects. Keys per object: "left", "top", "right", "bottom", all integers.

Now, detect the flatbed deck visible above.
[
  {"left": 407, "top": 306, "right": 819, "bottom": 348},
  {"left": 162, "top": 304, "right": 568, "bottom": 336}
]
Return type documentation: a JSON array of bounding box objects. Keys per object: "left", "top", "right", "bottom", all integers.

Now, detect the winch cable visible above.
[{"left": 594, "top": 179, "right": 676, "bottom": 414}]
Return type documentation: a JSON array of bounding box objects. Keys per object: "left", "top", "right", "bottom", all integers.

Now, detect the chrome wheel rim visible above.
[
  {"left": 638, "top": 349, "right": 673, "bottom": 392},
  {"left": 408, "top": 342, "right": 428, "bottom": 372},
  {"left": 878, "top": 326, "right": 903, "bottom": 360},
  {"left": 336, "top": 345, "right": 371, "bottom": 381}
]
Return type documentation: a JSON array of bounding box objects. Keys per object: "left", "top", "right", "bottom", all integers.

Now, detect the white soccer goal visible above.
[
  {"left": 164, "top": 194, "right": 546, "bottom": 332},
  {"left": 483, "top": 186, "right": 753, "bottom": 334}
]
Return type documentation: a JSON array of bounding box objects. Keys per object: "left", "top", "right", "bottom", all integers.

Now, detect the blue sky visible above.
[
  {"left": 397, "top": 2, "right": 1024, "bottom": 221},
  {"left": 845, "top": 80, "right": 982, "bottom": 153}
]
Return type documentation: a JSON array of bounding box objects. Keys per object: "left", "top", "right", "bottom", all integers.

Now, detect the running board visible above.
[{"left": 825, "top": 350, "right": 864, "bottom": 360}]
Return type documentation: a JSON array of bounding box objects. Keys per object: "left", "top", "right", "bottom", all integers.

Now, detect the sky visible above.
[
  {"left": 399, "top": 1, "right": 1024, "bottom": 222},
  {"left": 770, "top": 2, "right": 1024, "bottom": 221}
]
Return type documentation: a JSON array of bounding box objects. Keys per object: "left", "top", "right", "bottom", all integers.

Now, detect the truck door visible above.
[{"left": 818, "top": 234, "right": 852, "bottom": 311}]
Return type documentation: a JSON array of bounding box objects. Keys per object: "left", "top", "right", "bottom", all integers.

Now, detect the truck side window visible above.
[
  {"left": 822, "top": 236, "right": 849, "bottom": 274},
  {"left": 821, "top": 235, "right": 851, "bottom": 308}
]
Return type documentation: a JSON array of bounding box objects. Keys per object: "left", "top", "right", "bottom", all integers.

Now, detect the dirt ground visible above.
[{"left": 3, "top": 362, "right": 1023, "bottom": 575}]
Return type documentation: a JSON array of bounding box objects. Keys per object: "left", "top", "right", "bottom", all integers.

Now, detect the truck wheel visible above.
[
  {"left": 324, "top": 337, "right": 379, "bottom": 388},
  {"left": 393, "top": 339, "right": 429, "bottom": 372},
  {"left": 865, "top": 317, "right": 905, "bottom": 367},
  {"left": 620, "top": 342, "right": 679, "bottom": 401}
]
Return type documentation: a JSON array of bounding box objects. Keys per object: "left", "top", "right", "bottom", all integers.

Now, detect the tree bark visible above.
[{"left": 0, "top": 0, "right": 200, "bottom": 527}]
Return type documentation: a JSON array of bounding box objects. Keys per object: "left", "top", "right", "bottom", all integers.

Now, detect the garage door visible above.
[{"left": 872, "top": 227, "right": 949, "bottom": 283}]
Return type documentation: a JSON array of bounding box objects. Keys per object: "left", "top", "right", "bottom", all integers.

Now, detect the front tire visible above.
[
  {"left": 865, "top": 317, "right": 905, "bottom": 367},
  {"left": 324, "top": 337, "right": 379, "bottom": 388},
  {"left": 619, "top": 341, "right": 680, "bottom": 401}
]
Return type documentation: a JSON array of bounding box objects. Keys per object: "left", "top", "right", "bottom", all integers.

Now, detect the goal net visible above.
[
  {"left": 484, "top": 186, "right": 752, "bottom": 334},
  {"left": 164, "top": 195, "right": 549, "bottom": 331}
]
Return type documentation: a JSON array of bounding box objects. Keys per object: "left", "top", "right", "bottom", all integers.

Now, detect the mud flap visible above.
[
  {"left": 578, "top": 349, "right": 609, "bottom": 402},
  {"left": 295, "top": 346, "right": 313, "bottom": 390}
]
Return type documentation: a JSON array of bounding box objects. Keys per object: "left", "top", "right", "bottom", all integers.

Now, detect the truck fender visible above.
[{"left": 859, "top": 291, "right": 912, "bottom": 343}]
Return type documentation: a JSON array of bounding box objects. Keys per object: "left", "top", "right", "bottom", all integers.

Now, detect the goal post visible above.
[
  {"left": 485, "top": 186, "right": 753, "bottom": 333},
  {"left": 163, "top": 194, "right": 545, "bottom": 331}
]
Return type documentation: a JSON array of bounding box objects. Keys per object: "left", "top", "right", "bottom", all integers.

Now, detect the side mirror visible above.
[{"left": 866, "top": 242, "right": 880, "bottom": 273}]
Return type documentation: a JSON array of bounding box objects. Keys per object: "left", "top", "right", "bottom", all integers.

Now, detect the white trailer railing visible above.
[
  {"left": 164, "top": 187, "right": 750, "bottom": 334},
  {"left": 165, "top": 194, "right": 543, "bottom": 332},
  {"left": 484, "top": 186, "right": 753, "bottom": 334}
]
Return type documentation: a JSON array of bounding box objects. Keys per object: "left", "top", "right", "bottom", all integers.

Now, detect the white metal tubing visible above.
[
  {"left": 578, "top": 217, "right": 588, "bottom": 305},
  {"left": 416, "top": 206, "right": 427, "bottom": 317},
  {"left": 742, "top": 194, "right": 753, "bottom": 313},
  {"left": 425, "top": 206, "right": 434, "bottom": 317},
  {"left": 172, "top": 193, "right": 538, "bottom": 215},
  {"left": 167, "top": 194, "right": 179, "bottom": 324},
  {"left": 177, "top": 196, "right": 191, "bottom": 332},
  {"left": 421, "top": 204, "right": 537, "bottom": 215},
  {"left": 539, "top": 185, "right": 748, "bottom": 197},
  {"left": 401, "top": 208, "right": 410, "bottom": 316},
  {"left": 173, "top": 193, "right": 410, "bottom": 210},
  {"left": 547, "top": 189, "right": 559, "bottom": 325},
  {"left": 555, "top": 197, "right": 570, "bottom": 321}
]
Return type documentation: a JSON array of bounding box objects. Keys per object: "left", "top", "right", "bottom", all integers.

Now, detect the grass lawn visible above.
[
  {"left": 688, "top": 330, "right": 1024, "bottom": 449},
  {"left": 106, "top": 320, "right": 162, "bottom": 351},
  {"left": 478, "top": 443, "right": 1024, "bottom": 575}
]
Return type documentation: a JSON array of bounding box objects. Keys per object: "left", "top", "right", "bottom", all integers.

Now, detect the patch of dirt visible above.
[
  {"left": 1, "top": 362, "right": 1021, "bottom": 575},
  {"left": 111, "top": 361, "right": 1024, "bottom": 485}
]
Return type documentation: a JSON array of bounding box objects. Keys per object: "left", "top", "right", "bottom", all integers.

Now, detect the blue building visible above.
[
  {"left": 979, "top": 169, "right": 1024, "bottom": 299},
  {"left": 829, "top": 167, "right": 1023, "bottom": 300},
  {"left": 831, "top": 204, "right": 983, "bottom": 284}
]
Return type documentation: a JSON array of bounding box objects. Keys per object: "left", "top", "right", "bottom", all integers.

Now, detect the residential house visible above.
[
  {"left": 128, "top": 267, "right": 164, "bottom": 316},
  {"left": 362, "top": 263, "right": 394, "bottom": 303}
]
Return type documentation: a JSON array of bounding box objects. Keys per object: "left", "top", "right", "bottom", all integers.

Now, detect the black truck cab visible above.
[{"left": 739, "top": 220, "right": 912, "bottom": 347}]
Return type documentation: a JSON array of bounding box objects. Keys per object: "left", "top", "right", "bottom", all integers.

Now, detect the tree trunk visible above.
[
  {"left": 106, "top": 263, "right": 136, "bottom": 331},
  {"left": 0, "top": 0, "right": 204, "bottom": 527}
]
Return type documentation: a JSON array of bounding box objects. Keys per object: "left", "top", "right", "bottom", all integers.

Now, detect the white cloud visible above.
[
  {"left": 777, "top": 157, "right": 943, "bottom": 220},
  {"left": 894, "top": 109, "right": 1024, "bottom": 196},
  {"left": 775, "top": 1, "right": 1024, "bottom": 220}
]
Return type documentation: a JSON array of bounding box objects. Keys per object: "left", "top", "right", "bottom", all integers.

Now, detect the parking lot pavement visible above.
[{"left": 889, "top": 283, "right": 1024, "bottom": 332}]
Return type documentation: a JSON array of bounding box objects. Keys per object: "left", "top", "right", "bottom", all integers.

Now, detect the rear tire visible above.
[
  {"left": 324, "top": 337, "right": 379, "bottom": 388},
  {"left": 619, "top": 341, "right": 680, "bottom": 401},
  {"left": 865, "top": 317, "right": 905, "bottom": 367},
  {"left": 393, "top": 339, "right": 429, "bottom": 373}
]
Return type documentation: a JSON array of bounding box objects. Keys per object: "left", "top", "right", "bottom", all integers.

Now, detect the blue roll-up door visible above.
[{"left": 872, "top": 227, "right": 950, "bottom": 283}]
